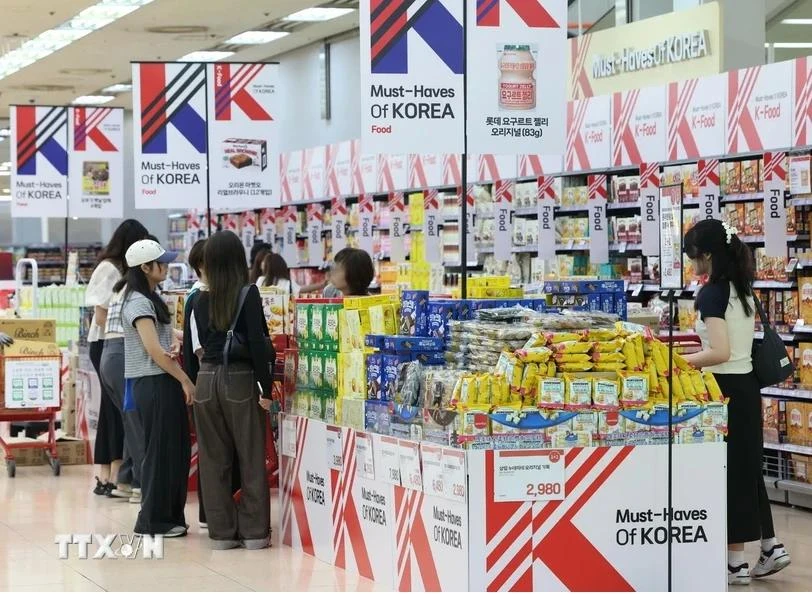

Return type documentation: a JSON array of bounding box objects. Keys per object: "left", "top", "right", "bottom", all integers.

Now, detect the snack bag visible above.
[
  {"left": 592, "top": 352, "right": 625, "bottom": 363},
  {"left": 520, "top": 363, "right": 540, "bottom": 405},
  {"left": 688, "top": 370, "right": 708, "bottom": 401},
  {"left": 593, "top": 378, "right": 620, "bottom": 409},
  {"left": 545, "top": 331, "right": 586, "bottom": 344},
  {"left": 594, "top": 362, "right": 626, "bottom": 372},
  {"left": 515, "top": 346, "right": 553, "bottom": 363},
  {"left": 586, "top": 328, "right": 619, "bottom": 342},
  {"left": 594, "top": 338, "right": 625, "bottom": 353},
  {"left": 554, "top": 353, "right": 591, "bottom": 363},
  {"left": 564, "top": 374, "right": 592, "bottom": 409},
  {"left": 597, "top": 411, "right": 625, "bottom": 440},
  {"left": 569, "top": 410, "right": 599, "bottom": 438},
  {"left": 558, "top": 362, "right": 594, "bottom": 372},
  {"left": 677, "top": 370, "right": 697, "bottom": 399},
  {"left": 550, "top": 430, "right": 592, "bottom": 448},
  {"left": 702, "top": 372, "right": 724, "bottom": 401},
  {"left": 538, "top": 377, "right": 565, "bottom": 408},
  {"left": 619, "top": 371, "right": 649, "bottom": 407}
]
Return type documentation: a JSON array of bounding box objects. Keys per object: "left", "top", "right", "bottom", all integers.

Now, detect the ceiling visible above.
[{"left": 767, "top": 0, "right": 812, "bottom": 61}]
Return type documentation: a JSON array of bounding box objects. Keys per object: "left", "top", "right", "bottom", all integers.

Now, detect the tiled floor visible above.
[{"left": 0, "top": 464, "right": 810, "bottom": 591}]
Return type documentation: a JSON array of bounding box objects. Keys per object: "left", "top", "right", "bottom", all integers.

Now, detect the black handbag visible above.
[
  {"left": 752, "top": 296, "right": 794, "bottom": 388},
  {"left": 223, "top": 286, "right": 275, "bottom": 375}
]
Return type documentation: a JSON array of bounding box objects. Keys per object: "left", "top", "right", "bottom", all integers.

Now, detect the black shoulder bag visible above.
[
  {"left": 752, "top": 296, "right": 794, "bottom": 387},
  {"left": 223, "top": 286, "right": 275, "bottom": 376}
]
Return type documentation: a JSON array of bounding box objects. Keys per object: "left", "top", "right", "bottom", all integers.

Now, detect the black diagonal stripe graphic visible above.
[
  {"left": 140, "top": 62, "right": 196, "bottom": 122},
  {"left": 141, "top": 66, "right": 205, "bottom": 139},
  {"left": 370, "top": 0, "right": 420, "bottom": 47},
  {"left": 17, "top": 107, "right": 59, "bottom": 157},
  {"left": 371, "top": 0, "right": 398, "bottom": 21},
  {"left": 141, "top": 77, "right": 206, "bottom": 149},
  {"left": 18, "top": 108, "right": 66, "bottom": 163},
  {"left": 371, "top": 0, "right": 434, "bottom": 69}
]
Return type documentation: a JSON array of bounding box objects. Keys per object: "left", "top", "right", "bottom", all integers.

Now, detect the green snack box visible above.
[
  {"left": 296, "top": 352, "right": 311, "bottom": 389},
  {"left": 324, "top": 304, "right": 342, "bottom": 350},
  {"left": 309, "top": 351, "right": 325, "bottom": 390},
  {"left": 310, "top": 304, "right": 325, "bottom": 344},
  {"left": 323, "top": 352, "right": 339, "bottom": 393},
  {"left": 309, "top": 391, "right": 325, "bottom": 420},
  {"left": 323, "top": 394, "right": 337, "bottom": 424},
  {"left": 295, "top": 303, "right": 310, "bottom": 342}
]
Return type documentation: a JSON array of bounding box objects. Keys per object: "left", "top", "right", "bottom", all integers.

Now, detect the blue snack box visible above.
[
  {"left": 543, "top": 280, "right": 625, "bottom": 294},
  {"left": 382, "top": 354, "right": 408, "bottom": 401},
  {"left": 587, "top": 293, "right": 601, "bottom": 312},
  {"left": 410, "top": 351, "right": 446, "bottom": 366},
  {"left": 365, "top": 334, "right": 385, "bottom": 349},
  {"left": 427, "top": 300, "right": 458, "bottom": 341},
  {"left": 366, "top": 353, "right": 383, "bottom": 400},
  {"left": 600, "top": 293, "right": 615, "bottom": 314},
  {"left": 615, "top": 293, "right": 628, "bottom": 320},
  {"left": 399, "top": 290, "right": 429, "bottom": 336},
  {"left": 365, "top": 400, "right": 391, "bottom": 434},
  {"left": 383, "top": 335, "right": 445, "bottom": 352},
  {"left": 457, "top": 299, "right": 472, "bottom": 320}
]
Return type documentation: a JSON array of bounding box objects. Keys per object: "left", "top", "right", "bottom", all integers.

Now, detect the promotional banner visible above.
[
  {"left": 588, "top": 174, "right": 609, "bottom": 264},
  {"left": 280, "top": 150, "right": 303, "bottom": 204},
  {"left": 467, "top": 0, "right": 567, "bottom": 155},
  {"left": 282, "top": 205, "right": 298, "bottom": 264},
  {"left": 612, "top": 86, "right": 667, "bottom": 167},
  {"left": 764, "top": 152, "right": 788, "bottom": 257},
  {"left": 359, "top": 193, "right": 376, "bottom": 256},
  {"left": 241, "top": 211, "right": 257, "bottom": 262},
  {"left": 327, "top": 141, "right": 352, "bottom": 197},
  {"left": 132, "top": 62, "right": 207, "bottom": 209},
  {"left": 639, "top": 163, "right": 660, "bottom": 256},
  {"left": 727, "top": 62, "right": 793, "bottom": 153},
  {"left": 666, "top": 74, "right": 725, "bottom": 161},
  {"left": 790, "top": 154, "right": 812, "bottom": 195},
  {"left": 517, "top": 154, "right": 562, "bottom": 178},
  {"left": 68, "top": 107, "right": 124, "bottom": 219},
  {"left": 493, "top": 179, "right": 514, "bottom": 262},
  {"left": 186, "top": 212, "right": 202, "bottom": 251},
  {"left": 660, "top": 183, "right": 684, "bottom": 290},
  {"left": 359, "top": 0, "right": 464, "bottom": 155},
  {"left": 566, "top": 95, "right": 611, "bottom": 171},
  {"left": 477, "top": 154, "right": 517, "bottom": 184},
  {"left": 423, "top": 189, "right": 443, "bottom": 264},
  {"left": 206, "top": 62, "right": 279, "bottom": 209},
  {"left": 307, "top": 203, "right": 324, "bottom": 266},
  {"left": 331, "top": 197, "right": 348, "bottom": 255},
  {"left": 409, "top": 154, "right": 443, "bottom": 189},
  {"left": 388, "top": 192, "right": 407, "bottom": 263},
  {"left": 11, "top": 105, "right": 69, "bottom": 218},
  {"left": 261, "top": 208, "right": 276, "bottom": 246},
  {"left": 795, "top": 57, "right": 812, "bottom": 147},
  {"left": 302, "top": 145, "right": 326, "bottom": 202},
  {"left": 378, "top": 154, "right": 408, "bottom": 193},
  {"left": 697, "top": 159, "right": 721, "bottom": 221},
  {"left": 442, "top": 154, "right": 462, "bottom": 187},
  {"left": 351, "top": 139, "right": 378, "bottom": 195},
  {"left": 537, "top": 176, "right": 557, "bottom": 260}
]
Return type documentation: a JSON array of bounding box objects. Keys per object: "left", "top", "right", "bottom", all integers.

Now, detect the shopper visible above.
[
  {"left": 258, "top": 252, "right": 326, "bottom": 295},
  {"left": 682, "top": 219, "right": 791, "bottom": 585},
  {"left": 85, "top": 219, "right": 148, "bottom": 496},
  {"left": 121, "top": 239, "right": 193, "bottom": 538},
  {"left": 322, "top": 247, "right": 352, "bottom": 298},
  {"left": 327, "top": 248, "right": 375, "bottom": 296},
  {"left": 249, "top": 242, "right": 271, "bottom": 284},
  {"left": 192, "top": 231, "right": 273, "bottom": 550}
]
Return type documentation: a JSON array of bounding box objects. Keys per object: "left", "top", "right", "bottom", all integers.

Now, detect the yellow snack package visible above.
[
  {"left": 564, "top": 373, "right": 592, "bottom": 409},
  {"left": 619, "top": 371, "right": 649, "bottom": 407},
  {"left": 677, "top": 370, "right": 697, "bottom": 399},
  {"left": 594, "top": 362, "right": 627, "bottom": 372},
  {"left": 688, "top": 370, "right": 708, "bottom": 400},
  {"left": 538, "top": 377, "right": 565, "bottom": 408},
  {"left": 554, "top": 353, "right": 591, "bottom": 363},
  {"left": 671, "top": 372, "right": 685, "bottom": 399},
  {"left": 547, "top": 362, "right": 557, "bottom": 376},
  {"left": 558, "top": 362, "right": 594, "bottom": 372},
  {"left": 652, "top": 342, "right": 668, "bottom": 376},
  {"left": 493, "top": 373, "right": 510, "bottom": 405},
  {"left": 673, "top": 351, "right": 692, "bottom": 372},
  {"left": 592, "top": 351, "right": 625, "bottom": 363},
  {"left": 522, "top": 333, "right": 546, "bottom": 349},
  {"left": 593, "top": 378, "right": 620, "bottom": 409},
  {"left": 552, "top": 341, "right": 593, "bottom": 354},
  {"left": 476, "top": 373, "right": 493, "bottom": 406},
  {"left": 646, "top": 359, "right": 658, "bottom": 393},
  {"left": 594, "top": 338, "right": 625, "bottom": 353},
  {"left": 622, "top": 339, "right": 638, "bottom": 369},
  {"left": 520, "top": 363, "right": 540, "bottom": 403},
  {"left": 515, "top": 347, "right": 552, "bottom": 363},
  {"left": 658, "top": 376, "right": 670, "bottom": 400},
  {"left": 545, "top": 331, "right": 586, "bottom": 344},
  {"left": 452, "top": 374, "right": 475, "bottom": 407},
  {"left": 702, "top": 372, "right": 724, "bottom": 401},
  {"left": 631, "top": 334, "right": 645, "bottom": 365},
  {"left": 586, "top": 328, "right": 619, "bottom": 342}
]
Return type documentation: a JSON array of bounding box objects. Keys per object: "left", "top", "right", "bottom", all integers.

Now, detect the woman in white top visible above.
[
  {"left": 257, "top": 252, "right": 325, "bottom": 295},
  {"left": 85, "top": 219, "right": 148, "bottom": 497},
  {"left": 683, "top": 219, "right": 790, "bottom": 585}
]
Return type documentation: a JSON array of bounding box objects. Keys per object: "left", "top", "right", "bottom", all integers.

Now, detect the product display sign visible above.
[
  {"left": 728, "top": 62, "right": 793, "bottom": 153},
  {"left": 795, "top": 56, "right": 812, "bottom": 147},
  {"left": 566, "top": 95, "right": 611, "bottom": 171},
  {"left": 421, "top": 443, "right": 444, "bottom": 498},
  {"left": 206, "top": 62, "right": 279, "bottom": 210},
  {"left": 331, "top": 197, "right": 348, "bottom": 255},
  {"left": 477, "top": 153, "right": 517, "bottom": 184},
  {"left": 132, "top": 62, "right": 207, "bottom": 209},
  {"left": 764, "top": 152, "right": 789, "bottom": 257},
  {"left": 377, "top": 154, "right": 408, "bottom": 193},
  {"left": 281, "top": 417, "right": 296, "bottom": 457},
  {"left": 517, "top": 154, "right": 562, "bottom": 178},
  {"left": 351, "top": 139, "right": 378, "bottom": 195},
  {"left": 666, "top": 74, "right": 725, "bottom": 161},
  {"left": 467, "top": 0, "right": 567, "bottom": 155},
  {"left": 326, "top": 424, "right": 343, "bottom": 471},
  {"left": 493, "top": 449, "right": 565, "bottom": 502},
  {"left": 306, "top": 203, "right": 324, "bottom": 266},
  {"left": 697, "top": 159, "right": 721, "bottom": 220},
  {"left": 282, "top": 205, "right": 298, "bottom": 265},
  {"left": 588, "top": 174, "right": 609, "bottom": 264},
  {"left": 4, "top": 358, "right": 60, "bottom": 409},
  {"left": 639, "top": 162, "right": 660, "bottom": 256},
  {"left": 442, "top": 447, "right": 467, "bottom": 503},
  {"left": 280, "top": 150, "right": 303, "bottom": 203},
  {"left": 612, "top": 86, "right": 667, "bottom": 167},
  {"left": 493, "top": 179, "right": 514, "bottom": 262},
  {"left": 358, "top": 194, "right": 375, "bottom": 256},
  {"left": 388, "top": 192, "right": 407, "bottom": 263},
  {"left": 659, "top": 183, "right": 684, "bottom": 290},
  {"left": 374, "top": 435, "right": 400, "bottom": 486},
  {"left": 409, "top": 154, "right": 443, "bottom": 189},
  {"left": 537, "top": 176, "right": 557, "bottom": 260},
  {"left": 424, "top": 189, "right": 443, "bottom": 264},
  {"left": 790, "top": 154, "right": 811, "bottom": 195},
  {"left": 327, "top": 141, "right": 352, "bottom": 197},
  {"left": 355, "top": 432, "right": 376, "bottom": 481},
  {"left": 302, "top": 145, "right": 326, "bottom": 202},
  {"left": 261, "top": 208, "right": 276, "bottom": 246},
  {"left": 359, "top": 0, "right": 464, "bottom": 155},
  {"left": 68, "top": 107, "right": 124, "bottom": 219},
  {"left": 398, "top": 439, "right": 423, "bottom": 491},
  {"left": 11, "top": 105, "right": 69, "bottom": 218}
]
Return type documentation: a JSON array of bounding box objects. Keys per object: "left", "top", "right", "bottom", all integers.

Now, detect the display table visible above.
[{"left": 279, "top": 414, "right": 727, "bottom": 591}]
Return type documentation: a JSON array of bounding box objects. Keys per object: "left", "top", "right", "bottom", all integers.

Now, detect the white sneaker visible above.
[
  {"left": 728, "top": 563, "right": 751, "bottom": 585},
  {"left": 753, "top": 544, "right": 791, "bottom": 578},
  {"left": 129, "top": 488, "right": 142, "bottom": 504}
]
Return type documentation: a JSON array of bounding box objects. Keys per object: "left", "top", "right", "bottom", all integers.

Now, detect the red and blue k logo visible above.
[
  {"left": 214, "top": 63, "right": 272, "bottom": 121},
  {"left": 476, "top": 0, "right": 559, "bottom": 27},
  {"left": 16, "top": 106, "right": 68, "bottom": 175},
  {"left": 140, "top": 63, "right": 206, "bottom": 154}
]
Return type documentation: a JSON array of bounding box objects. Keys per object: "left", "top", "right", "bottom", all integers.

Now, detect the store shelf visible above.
[
  {"left": 607, "top": 201, "right": 641, "bottom": 210},
  {"left": 721, "top": 192, "right": 764, "bottom": 203},
  {"left": 610, "top": 242, "right": 642, "bottom": 252},
  {"left": 790, "top": 196, "right": 812, "bottom": 207},
  {"left": 555, "top": 205, "right": 588, "bottom": 213},
  {"left": 739, "top": 234, "right": 809, "bottom": 244},
  {"left": 761, "top": 386, "right": 812, "bottom": 400},
  {"left": 753, "top": 280, "right": 796, "bottom": 289},
  {"left": 555, "top": 240, "right": 589, "bottom": 251},
  {"left": 753, "top": 330, "right": 795, "bottom": 342},
  {"left": 513, "top": 206, "right": 538, "bottom": 216},
  {"left": 764, "top": 442, "right": 812, "bottom": 456}
]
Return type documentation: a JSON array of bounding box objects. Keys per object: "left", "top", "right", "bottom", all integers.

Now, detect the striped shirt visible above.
[
  {"left": 104, "top": 287, "right": 126, "bottom": 337},
  {"left": 121, "top": 291, "right": 173, "bottom": 379},
  {"left": 85, "top": 260, "right": 121, "bottom": 343}
]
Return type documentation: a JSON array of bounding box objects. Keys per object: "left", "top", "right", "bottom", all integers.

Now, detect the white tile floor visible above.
[{"left": 0, "top": 464, "right": 809, "bottom": 592}]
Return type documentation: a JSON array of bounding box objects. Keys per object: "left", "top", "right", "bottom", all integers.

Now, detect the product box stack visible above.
[
  {"left": 20, "top": 286, "right": 85, "bottom": 347},
  {"left": 542, "top": 279, "right": 627, "bottom": 319}
]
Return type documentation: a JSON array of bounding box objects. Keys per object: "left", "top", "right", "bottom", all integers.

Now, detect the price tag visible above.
[
  {"left": 281, "top": 417, "right": 296, "bottom": 458},
  {"left": 355, "top": 432, "right": 375, "bottom": 480},
  {"left": 618, "top": 241, "right": 628, "bottom": 254},
  {"left": 493, "top": 449, "right": 565, "bottom": 503},
  {"left": 399, "top": 439, "right": 423, "bottom": 492},
  {"left": 421, "top": 443, "right": 444, "bottom": 498},
  {"left": 376, "top": 435, "right": 401, "bottom": 485},
  {"left": 326, "top": 425, "right": 343, "bottom": 471},
  {"left": 442, "top": 447, "right": 467, "bottom": 503},
  {"left": 632, "top": 284, "right": 643, "bottom": 297}
]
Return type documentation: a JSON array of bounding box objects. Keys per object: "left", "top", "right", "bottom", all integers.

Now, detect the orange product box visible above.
[
  {"left": 740, "top": 160, "right": 759, "bottom": 193},
  {"left": 786, "top": 401, "right": 810, "bottom": 446},
  {"left": 762, "top": 398, "right": 783, "bottom": 444},
  {"left": 744, "top": 202, "right": 764, "bottom": 236}
]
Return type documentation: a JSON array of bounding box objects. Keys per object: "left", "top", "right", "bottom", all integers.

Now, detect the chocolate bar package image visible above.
[{"left": 222, "top": 138, "right": 268, "bottom": 171}]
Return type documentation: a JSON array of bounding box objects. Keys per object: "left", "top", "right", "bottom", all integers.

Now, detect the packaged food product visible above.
[
  {"left": 593, "top": 378, "right": 620, "bottom": 409},
  {"left": 400, "top": 290, "right": 429, "bottom": 336},
  {"left": 677, "top": 427, "right": 723, "bottom": 444},
  {"left": 570, "top": 410, "right": 598, "bottom": 437},
  {"left": 702, "top": 371, "right": 724, "bottom": 401},
  {"left": 550, "top": 430, "right": 592, "bottom": 448},
  {"left": 520, "top": 363, "right": 540, "bottom": 403},
  {"left": 551, "top": 341, "right": 593, "bottom": 354},
  {"left": 515, "top": 346, "right": 552, "bottom": 363},
  {"left": 558, "top": 362, "right": 594, "bottom": 372},
  {"left": 538, "top": 377, "right": 565, "bottom": 408},
  {"left": 554, "top": 353, "right": 591, "bottom": 363},
  {"left": 592, "top": 351, "right": 625, "bottom": 363},
  {"left": 597, "top": 411, "right": 625, "bottom": 440},
  {"left": 619, "top": 371, "right": 649, "bottom": 407},
  {"left": 564, "top": 374, "right": 592, "bottom": 408},
  {"left": 586, "top": 328, "right": 619, "bottom": 342},
  {"left": 701, "top": 401, "right": 729, "bottom": 434},
  {"left": 545, "top": 331, "right": 586, "bottom": 344},
  {"left": 456, "top": 408, "right": 491, "bottom": 438},
  {"left": 594, "top": 338, "right": 625, "bottom": 353},
  {"left": 594, "top": 362, "right": 626, "bottom": 372},
  {"left": 688, "top": 370, "right": 708, "bottom": 400}
]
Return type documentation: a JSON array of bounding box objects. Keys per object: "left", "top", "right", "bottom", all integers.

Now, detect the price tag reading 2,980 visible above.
[
  {"left": 493, "top": 450, "right": 565, "bottom": 503},
  {"left": 326, "top": 425, "right": 343, "bottom": 471}
]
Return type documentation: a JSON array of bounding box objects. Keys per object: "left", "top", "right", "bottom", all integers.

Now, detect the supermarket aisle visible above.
[{"left": 0, "top": 464, "right": 809, "bottom": 592}]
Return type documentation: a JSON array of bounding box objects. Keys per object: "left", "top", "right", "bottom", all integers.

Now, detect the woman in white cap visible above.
[{"left": 120, "top": 239, "right": 194, "bottom": 538}]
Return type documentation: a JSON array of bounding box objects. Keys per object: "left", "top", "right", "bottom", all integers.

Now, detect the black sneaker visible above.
[
  {"left": 93, "top": 477, "right": 107, "bottom": 496},
  {"left": 728, "top": 562, "right": 751, "bottom": 585}
]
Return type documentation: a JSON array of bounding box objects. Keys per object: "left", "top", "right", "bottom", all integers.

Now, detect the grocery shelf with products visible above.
[{"left": 1, "top": 243, "right": 102, "bottom": 285}]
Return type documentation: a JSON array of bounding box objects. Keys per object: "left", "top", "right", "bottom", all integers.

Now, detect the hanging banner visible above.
[
  {"left": 640, "top": 163, "right": 660, "bottom": 256},
  {"left": 666, "top": 74, "right": 725, "bottom": 161},
  {"left": 302, "top": 145, "right": 326, "bottom": 202},
  {"left": 790, "top": 155, "right": 812, "bottom": 195},
  {"left": 424, "top": 189, "right": 443, "bottom": 264},
  {"left": 132, "top": 62, "right": 207, "bottom": 209},
  {"left": 307, "top": 204, "right": 324, "bottom": 266},
  {"left": 206, "top": 62, "right": 279, "bottom": 210},
  {"left": 351, "top": 139, "right": 378, "bottom": 195},
  {"left": 241, "top": 211, "right": 257, "bottom": 262},
  {"left": 477, "top": 154, "right": 517, "bottom": 184},
  {"left": 282, "top": 206, "right": 298, "bottom": 264},
  {"left": 326, "top": 141, "right": 351, "bottom": 198},
  {"left": 565, "top": 95, "right": 611, "bottom": 172},
  {"left": 795, "top": 57, "right": 812, "bottom": 147},
  {"left": 222, "top": 212, "right": 239, "bottom": 234},
  {"left": 727, "top": 62, "right": 793, "bottom": 153},
  {"left": 358, "top": 193, "right": 375, "bottom": 256},
  {"left": 331, "top": 197, "right": 348, "bottom": 256},
  {"left": 206, "top": 212, "right": 218, "bottom": 236},
  {"left": 388, "top": 192, "right": 407, "bottom": 263},
  {"left": 11, "top": 105, "right": 69, "bottom": 218},
  {"left": 588, "top": 174, "right": 609, "bottom": 264},
  {"left": 537, "top": 176, "right": 557, "bottom": 260},
  {"left": 443, "top": 154, "right": 462, "bottom": 187},
  {"left": 612, "top": 86, "right": 666, "bottom": 167},
  {"left": 261, "top": 208, "right": 276, "bottom": 246},
  {"left": 464, "top": 185, "right": 477, "bottom": 265},
  {"left": 186, "top": 211, "right": 202, "bottom": 250},
  {"left": 518, "top": 154, "right": 562, "bottom": 178},
  {"left": 493, "top": 179, "right": 514, "bottom": 262},
  {"left": 377, "top": 154, "right": 408, "bottom": 193},
  {"left": 359, "top": 0, "right": 464, "bottom": 155},
  {"left": 697, "top": 159, "right": 721, "bottom": 221},
  {"left": 764, "top": 152, "right": 788, "bottom": 258},
  {"left": 409, "top": 154, "right": 443, "bottom": 189},
  {"left": 660, "top": 183, "right": 684, "bottom": 290},
  {"left": 280, "top": 150, "right": 302, "bottom": 204},
  {"left": 68, "top": 107, "right": 124, "bottom": 219},
  {"left": 467, "top": 0, "right": 567, "bottom": 155}
]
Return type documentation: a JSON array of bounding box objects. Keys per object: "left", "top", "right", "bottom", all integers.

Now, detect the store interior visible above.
[{"left": 1, "top": 0, "right": 812, "bottom": 592}]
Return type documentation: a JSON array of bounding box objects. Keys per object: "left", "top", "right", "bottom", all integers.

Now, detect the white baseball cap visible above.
[{"left": 125, "top": 239, "right": 178, "bottom": 267}]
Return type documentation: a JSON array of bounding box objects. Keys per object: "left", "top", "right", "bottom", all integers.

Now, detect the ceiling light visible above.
[
  {"left": 225, "top": 31, "right": 290, "bottom": 45},
  {"left": 283, "top": 7, "right": 354, "bottom": 22},
  {"left": 0, "top": 172, "right": 10, "bottom": 177},
  {"left": 102, "top": 83, "right": 132, "bottom": 93},
  {"left": 1, "top": 162, "right": 10, "bottom": 168},
  {"left": 72, "top": 95, "right": 115, "bottom": 105},
  {"left": 766, "top": 42, "right": 812, "bottom": 48},
  {"left": 781, "top": 18, "right": 812, "bottom": 25},
  {"left": 2, "top": 189, "right": 9, "bottom": 194},
  {"left": 178, "top": 50, "right": 234, "bottom": 62}
]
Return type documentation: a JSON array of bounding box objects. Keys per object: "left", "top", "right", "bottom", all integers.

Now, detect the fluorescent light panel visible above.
[
  {"left": 178, "top": 50, "right": 234, "bottom": 62},
  {"left": 102, "top": 83, "right": 132, "bottom": 93},
  {"left": 767, "top": 42, "right": 812, "bottom": 48},
  {"left": 226, "top": 30, "right": 290, "bottom": 45},
  {"left": 781, "top": 18, "right": 812, "bottom": 25},
  {"left": 73, "top": 95, "right": 115, "bottom": 105},
  {"left": 283, "top": 7, "right": 354, "bottom": 22},
  {"left": 0, "top": 0, "right": 155, "bottom": 81}
]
